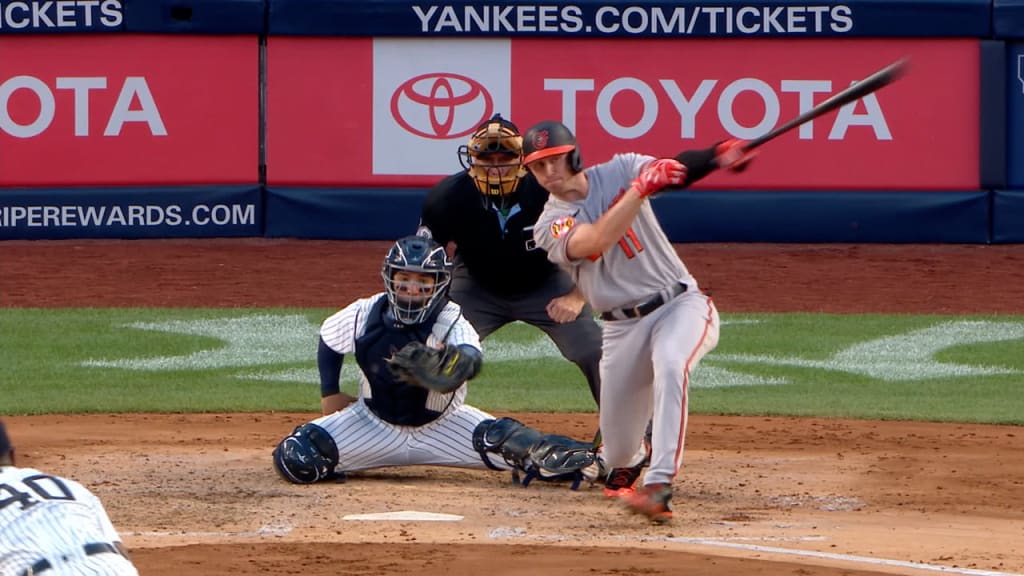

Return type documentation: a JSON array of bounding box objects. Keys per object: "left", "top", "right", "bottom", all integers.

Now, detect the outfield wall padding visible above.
[
  {"left": 264, "top": 188, "right": 990, "bottom": 243},
  {"left": 992, "top": 190, "right": 1024, "bottom": 242},
  {"left": 265, "top": 188, "right": 423, "bottom": 240}
]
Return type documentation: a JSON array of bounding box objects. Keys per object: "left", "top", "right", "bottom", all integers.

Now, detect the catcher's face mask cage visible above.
[
  {"left": 381, "top": 235, "right": 452, "bottom": 325},
  {"left": 458, "top": 114, "right": 526, "bottom": 209}
]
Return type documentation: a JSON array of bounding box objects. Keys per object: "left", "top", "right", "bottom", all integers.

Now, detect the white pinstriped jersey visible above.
[
  {"left": 313, "top": 294, "right": 508, "bottom": 473},
  {"left": 533, "top": 152, "right": 698, "bottom": 314},
  {"left": 319, "top": 293, "right": 480, "bottom": 414},
  {"left": 0, "top": 466, "right": 138, "bottom": 576}
]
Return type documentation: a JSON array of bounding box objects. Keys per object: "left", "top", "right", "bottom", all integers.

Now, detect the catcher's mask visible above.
[
  {"left": 382, "top": 235, "right": 452, "bottom": 325},
  {"left": 458, "top": 113, "right": 526, "bottom": 211},
  {"left": 523, "top": 120, "right": 582, "bottom": 173}
]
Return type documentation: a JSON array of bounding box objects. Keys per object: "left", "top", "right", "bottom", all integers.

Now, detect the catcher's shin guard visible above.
[
  {"left": 272, "top": 423, "right": 340, "bottom": 484},
  {"left": 526, "top": 434, "right": 598, "bottom": 489},
  {"left": 472, "top": 417, "right": 597, "bottom": 490}
]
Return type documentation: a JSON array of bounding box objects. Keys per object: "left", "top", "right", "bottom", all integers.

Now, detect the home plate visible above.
[{"left": 342, "top": 511, "right": 464, "bottom": 521}]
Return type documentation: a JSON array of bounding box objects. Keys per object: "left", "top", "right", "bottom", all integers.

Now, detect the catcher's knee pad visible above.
[
  {"left": 272, "top": 423, "right": 339, "bottom": 484},
  {"left": 473, "top": 417, "right": 542, "bottom": 471}
]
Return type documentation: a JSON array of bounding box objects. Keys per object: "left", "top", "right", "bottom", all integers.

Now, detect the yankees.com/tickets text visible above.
[
  {"left": 0, "top": 203, "right": 256, "bottom": 228},
  {"left": 0, "top": 0, "right": 123, "bottom": 30},
  {"left": 412, "top": 4, "right": 854, "bottom": 35}
]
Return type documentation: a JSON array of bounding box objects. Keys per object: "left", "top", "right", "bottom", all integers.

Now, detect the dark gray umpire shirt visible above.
[{"left": 420, "top": 171, "right": 558, "bottom": 297}]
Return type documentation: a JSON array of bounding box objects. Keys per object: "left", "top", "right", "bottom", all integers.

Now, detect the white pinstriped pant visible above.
[{"left": 312, "top": 400, "right": 512, "bottom": 472}]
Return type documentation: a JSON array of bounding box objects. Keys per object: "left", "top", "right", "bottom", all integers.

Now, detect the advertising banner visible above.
[
  {"left": 267, "top": 37, "right": 978, "bottom": 190},
  {"left": 0, "top": 34, "right": 257, "bottom": 187},
  {"left": 0, "top": 185, "right": 261, "bottom": 239},
  {"left": 269, "top": 0, "right": 992, "bottom": 38}
]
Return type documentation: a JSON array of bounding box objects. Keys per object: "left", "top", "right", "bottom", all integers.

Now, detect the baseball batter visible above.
[
  {"left": 525, "top": 120, "right": 754, "bottom": 522},
  {"left": 272, "top": 235, "right": 597, "bottom": 488},
  {"left": 0, "top": 421, "right": 139, "bottom": 576}
]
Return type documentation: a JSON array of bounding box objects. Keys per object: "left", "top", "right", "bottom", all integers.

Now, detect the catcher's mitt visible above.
[{"left": 386, "top": 342, "right": 470, "bottom": 394}]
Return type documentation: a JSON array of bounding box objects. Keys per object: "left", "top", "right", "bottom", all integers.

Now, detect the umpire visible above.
[{"left": 417, "top": 114, "right": 603, "bottom": 405}]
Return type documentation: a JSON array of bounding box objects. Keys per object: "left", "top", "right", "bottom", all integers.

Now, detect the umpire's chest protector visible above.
[{"left": 354, "top": 296, "right": 443, "bottom": 426}]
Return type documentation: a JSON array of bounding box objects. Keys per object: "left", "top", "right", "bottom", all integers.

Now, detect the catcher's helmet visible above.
[
  {"left": 523, "top": 120, "right": 582, "bottom": 172},
  {"left": 458, "top": 114, "right": 526, "bottom": 203},
  {"left": 381, "top": 235, "right": 452, "bottom": 325}
]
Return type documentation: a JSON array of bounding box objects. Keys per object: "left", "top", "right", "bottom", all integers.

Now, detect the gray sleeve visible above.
[{"left": 534, "top": 206, "right": 580, "bottom": 267}]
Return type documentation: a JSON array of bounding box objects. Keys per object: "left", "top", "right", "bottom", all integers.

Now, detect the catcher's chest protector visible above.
[{"left": 354, "top": 297, "right": 441, "bottom": 426}]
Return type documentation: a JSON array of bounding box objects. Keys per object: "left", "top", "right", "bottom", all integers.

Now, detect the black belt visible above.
[
  {"left": 21, "top": 542, "right": 120, "bottom": 576},
  {"left": 599, "top": 283, "right": 687, "bottom": 322}
]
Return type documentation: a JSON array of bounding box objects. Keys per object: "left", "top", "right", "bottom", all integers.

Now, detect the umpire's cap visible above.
[
  {"left": 0, "top": 420, "right": 11, "bottom": 457},
  {"left": 523, "top": 120, "right": 581, "bottom": 172}
]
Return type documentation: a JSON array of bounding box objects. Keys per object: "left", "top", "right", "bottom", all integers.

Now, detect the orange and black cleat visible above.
[{"left": 622, "top": 482, "right": 673, "bottom": 524}]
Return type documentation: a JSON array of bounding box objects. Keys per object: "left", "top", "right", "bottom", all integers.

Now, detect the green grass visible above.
[{"left": 1, "top": 309, "right": 1022, "bottom": 424}]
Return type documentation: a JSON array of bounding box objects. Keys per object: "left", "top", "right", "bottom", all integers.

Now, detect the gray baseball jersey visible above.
[
  {"left": 534, "top": 153, "right": 698, "bottom": 312},
  {"left": 534, "top": 153, "right": 720, "bottom": 489},
  {"left": 313, "top": 295, "right": 511, "bottom": 472},
  {"left": 0, "top": 466, "right": 139, "bottom": 575}
]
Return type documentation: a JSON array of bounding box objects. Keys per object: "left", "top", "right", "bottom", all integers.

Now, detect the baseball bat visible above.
[{"left": 742, "top": 58, "right": 910, "bottom": 151}]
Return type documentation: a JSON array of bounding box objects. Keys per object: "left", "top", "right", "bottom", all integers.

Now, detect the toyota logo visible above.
[{"left": 391, "top": 73, "right": 493, "bottom": 140}]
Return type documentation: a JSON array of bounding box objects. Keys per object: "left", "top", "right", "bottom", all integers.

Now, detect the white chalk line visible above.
[
  {"left": 124, "top": 524, "right": 292, "bottom": 538},
  {"left": 654, "top": 537, "right": 1022, "bottom": 576},
  {"left": 487, "top": 532, "right": 1021, "bottom": 576}
]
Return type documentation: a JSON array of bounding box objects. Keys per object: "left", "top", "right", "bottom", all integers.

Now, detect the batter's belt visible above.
[
  {"left": 599, "top": 282, "right": 687, "bottom": 322},
  {"left": 20, "top": 542, "right": 121, "bottom": 575}
]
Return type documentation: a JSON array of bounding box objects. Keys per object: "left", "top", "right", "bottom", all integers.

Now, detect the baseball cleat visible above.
[
  {"left": 603, "top": 466, "right": 643, "bottom": 498},
  {"left": 602, "top": 426, "right": 652, "bottom": 498},
  {"left": 603, "top": 486, "right": 636, "bottom": 498},
  {"left": 622, "top": 482, "right": 673, "bottom": 524}
]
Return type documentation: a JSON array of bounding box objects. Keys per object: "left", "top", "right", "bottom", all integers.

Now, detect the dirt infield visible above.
[{"left": 2, "top": 239, "right": 1023, "bottom": 575}]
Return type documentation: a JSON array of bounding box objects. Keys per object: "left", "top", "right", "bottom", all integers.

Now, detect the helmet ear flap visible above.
[{"left": 568, "top": 147, "right": 582, "bottom": 173}]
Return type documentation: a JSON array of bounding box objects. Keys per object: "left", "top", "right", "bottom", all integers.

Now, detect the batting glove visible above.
[
  {"left": 631, "top": 159, "right": 687, "bottom": 199},
  {"left": 715, "top": 138, "right": 757, "bottom": 173}
]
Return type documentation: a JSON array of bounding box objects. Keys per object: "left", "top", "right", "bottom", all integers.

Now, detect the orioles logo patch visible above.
[
  {"left": 531, "top": 130, "right": 549, "bottom": 150},
  {"left": 551, "top": 216, "right": 575, "bottom": 239}
]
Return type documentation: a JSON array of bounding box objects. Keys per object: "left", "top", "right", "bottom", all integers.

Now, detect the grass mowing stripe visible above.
[{"left": 1, "top": 309, "right": 1021, "bottom": 424}]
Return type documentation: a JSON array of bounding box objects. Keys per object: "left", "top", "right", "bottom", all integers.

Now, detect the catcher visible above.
[{"left": 272, "top": 235, "right": 597, "bottom": 488}]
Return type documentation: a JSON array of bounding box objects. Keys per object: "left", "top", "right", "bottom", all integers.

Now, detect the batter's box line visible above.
[
  {"left": 621, "top": 536, "right": 1021, "bottom": 576},
  {"left": 495, "top": 531, "right": 1020, "bottom": 576},
  {"left": 124, "top": 524, "right": 292, "bottom": 538}
]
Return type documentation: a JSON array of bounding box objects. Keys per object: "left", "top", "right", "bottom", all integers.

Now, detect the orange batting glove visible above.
[
  {"left": 715, "top": 139, "right": 758, "bottom": 173},
  {"left": 632, "top": 158, "right": 687, "bottom": 199}
]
